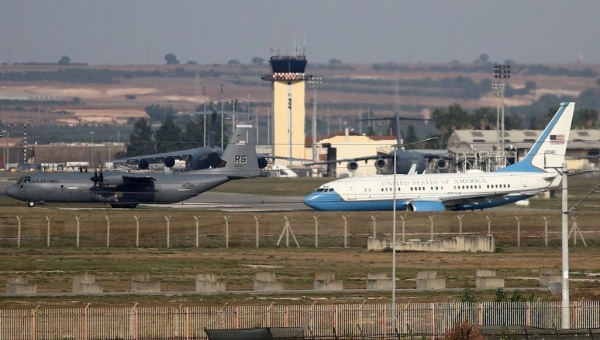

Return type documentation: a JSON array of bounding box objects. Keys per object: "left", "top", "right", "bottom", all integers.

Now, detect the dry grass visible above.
[{"left": 1, "top": 175, "right": 599, "bottom": 309}]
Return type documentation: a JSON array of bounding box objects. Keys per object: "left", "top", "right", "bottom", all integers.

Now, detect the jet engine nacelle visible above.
[
  {"left": 437, "top": 159, "right": 447, "bottom": 169},
  {"left": 347, "top": 161, "right": 358, "bottom": 172},
  {"left": 257, "top": 157, "right": 268, "bottom": 169},
  {"left": 374, "top": 158, "right": 386, "bottom": 170},
  {"left": 407, "top": 200, "right": 446, "bottom": 212},
  {"left": 138, "top": 159, "right": 150, "bottom": 170},
  {"left": 164, "top": 156, "right": 176, "bottom": 168}
]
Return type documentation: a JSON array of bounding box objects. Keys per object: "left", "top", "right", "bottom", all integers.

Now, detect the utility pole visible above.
[{"left": 560, "top": 162, "right": 570, "bottom": 329}]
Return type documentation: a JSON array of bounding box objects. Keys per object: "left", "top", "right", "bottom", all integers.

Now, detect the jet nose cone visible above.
[{"left": 303, "top": 192, "right": 330, "bottom": 210}]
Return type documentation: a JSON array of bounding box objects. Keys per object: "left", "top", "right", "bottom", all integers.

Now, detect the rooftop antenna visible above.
[
  {"left": 294, "top": 37, "right": 297, "bottom": 56},
  {"left": 303, "top": 35, "right": 306, "bottom": 56}
]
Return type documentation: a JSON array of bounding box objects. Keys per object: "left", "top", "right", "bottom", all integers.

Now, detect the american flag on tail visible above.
[{"left": 550, "top": 134, "right": 564, "bottom": 145}]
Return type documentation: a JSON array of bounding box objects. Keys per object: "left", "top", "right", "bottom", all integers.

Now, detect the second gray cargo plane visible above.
[{"left": 5, "top": 124, "right": 261, "bottom": 208}]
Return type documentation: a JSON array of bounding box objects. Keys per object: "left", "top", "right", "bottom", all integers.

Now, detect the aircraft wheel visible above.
[{"left": 27, "top": 201, "right": 36, "bottom": 208}]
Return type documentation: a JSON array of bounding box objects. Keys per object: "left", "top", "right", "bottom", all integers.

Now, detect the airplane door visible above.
[
  {"left": 521, "top": 177, "right": 528, "bottom": 188},
  {"left": 345, "top": 182, "right": 356, "bottom": 200}
]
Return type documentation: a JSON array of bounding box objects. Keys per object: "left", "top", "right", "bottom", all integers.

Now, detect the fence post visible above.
[
  {"left": 132, "top": 303, "right": 139, "bottom": 340},
  {"left": 165, "top": 216, "right": 171, "bottom": 248},
  {"left": 31, "top": 306, "right": 38, "bottom": 340},
  {"left": 224, "top": 216, "right": 230, "bottom": 248},
  {"left": 313, "top": 215, "right": 320, "bottom": 248},
  {"left": 254, "top": 215, "right": 260, "bottom": 248},
  {"left": 516, "top": 216, "right": 521, "bottom": 247},
  {"left": 134, "top": 216, "right": 139, "bottom": 248},
  {"left": 105, "top": 215, "right": 111, "bottom": 248},
  {"left": 342, "top": 215, "right": 349, "bottom": 248},
  {"left": 194, "top": 216, "right": 200, "bottom": 248},
  {"left": 486, "top": 215, "right": 492, "bottom": 236},
  {"left": 83, "top": 302, "right": 90, "bottom": 340},
  {"left": 46, "top": 216, "right": 52, "bottom": 247},
  {"left": 543, "top": 216, "right": 549, "bottom": 246},
  {"left": 75, "top": 216, "right": 82, "bottom": 248},
  {"left": 526, "top": 301, "right": 531, "bottom": 326},
  {"left": 400, "top": 215, "right": 406, "bottom": 242},
  {"left": 429, "top": 215, "right": 435, "bottom": 241},
  {"left": 457, "top": 215, "right": 464, "bottom": 236},
  {"left": 371, "top": 215, "right": 378, "bottom": 238},
  {"left": 16, "top": 216, "right": 22, "bottom": 248}
]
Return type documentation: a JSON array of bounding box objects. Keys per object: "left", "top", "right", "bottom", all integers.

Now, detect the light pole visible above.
[
  {"left": 308, "top": 77, "right": 322, "bottom": 163},
  {"left": 2, "top": 129, "right": 8, "bottom": 171},
  {"left": 494, "top": 64, "right": 510, "bottom": 166},
  {"left": 90, "top": 131, "right": 95, "bottom": 166},
  {"left": 391, "top": 148, "right": 398, "bottom": 335}
]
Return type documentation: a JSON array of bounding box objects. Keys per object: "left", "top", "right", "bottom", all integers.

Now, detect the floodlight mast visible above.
[{"left": 493, "top": 64, "right": 510, "bottom": 166}]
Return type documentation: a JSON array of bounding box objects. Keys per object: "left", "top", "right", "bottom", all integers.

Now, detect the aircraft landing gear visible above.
[{"left": 27, "top": 201, "right": 36, "bottom": 208}]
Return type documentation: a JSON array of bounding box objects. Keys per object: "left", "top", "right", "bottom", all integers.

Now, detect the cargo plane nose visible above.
[{"left": 5, "top": 184, "right": 22, "bottom": 200}]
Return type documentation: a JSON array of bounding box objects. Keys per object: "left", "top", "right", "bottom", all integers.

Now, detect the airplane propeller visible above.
[{"left": 90, "top": 151, "right": 105, "bottom": 186}]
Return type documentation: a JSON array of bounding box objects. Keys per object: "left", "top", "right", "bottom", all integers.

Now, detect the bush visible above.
[{"left": 441, "top": 321, "right": 485, "bottom": 340}]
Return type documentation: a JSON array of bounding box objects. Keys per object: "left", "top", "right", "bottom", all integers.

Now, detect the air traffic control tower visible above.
[{"left": 262, "top": 54, "right": 309, "bottom": 163}]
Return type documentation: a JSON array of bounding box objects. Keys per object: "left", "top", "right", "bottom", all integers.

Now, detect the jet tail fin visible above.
[
  {"left": 497, "top": 102, "right": 575, "bottom": 173},
  {"left": 207, "top": 123, "right": 261, "bottom": 178}
]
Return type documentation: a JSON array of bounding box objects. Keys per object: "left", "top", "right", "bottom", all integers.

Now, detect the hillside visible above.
[{"left": 0, "top": 61, "right": 598, "bottom": 140}]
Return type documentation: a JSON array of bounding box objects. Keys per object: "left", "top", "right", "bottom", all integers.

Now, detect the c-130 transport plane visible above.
[
  {"left": 304, "top": 102, "right": 575, "bottom": 212},
  {"left": 6, "top": 124, "right": 261, "bottom": 208}
]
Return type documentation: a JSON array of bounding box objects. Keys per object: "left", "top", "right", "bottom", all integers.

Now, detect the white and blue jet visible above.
[{"left": 304, "top": 102, "right": 575, "bottom": 212}]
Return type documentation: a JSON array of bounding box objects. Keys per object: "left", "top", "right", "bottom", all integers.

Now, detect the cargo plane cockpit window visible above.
[{"left": 17, "top": 176, "right": 31, "bottom": 184}]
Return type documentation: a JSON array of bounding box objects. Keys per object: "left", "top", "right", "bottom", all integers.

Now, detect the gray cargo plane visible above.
[{"left": 5, "top": 124, "right": 261, "bottom": 208}]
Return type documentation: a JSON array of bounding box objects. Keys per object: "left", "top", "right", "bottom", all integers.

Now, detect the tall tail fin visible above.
[
  {"left": 497, "top": 102, "right": 575, "bottom": 173},
  {"left": 207, "top": 123, "right": 261, "bottom": 178}
]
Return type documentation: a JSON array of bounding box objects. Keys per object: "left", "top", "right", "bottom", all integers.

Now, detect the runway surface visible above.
[{"left": 146, "top": 192, "right": 309, "bottom": 212}]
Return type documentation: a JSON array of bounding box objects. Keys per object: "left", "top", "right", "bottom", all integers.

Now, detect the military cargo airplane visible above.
[
  {"left": 110, "top": 108, "right": 304, "bottom": 172},
  {"left": 109, "top": 108, "right": 258, "bottom": 171},
  {"left": 5, "top": 124, "right": 261, "bottom": 208},
  {"left": 304, "top": 102, "right": 574, "bottom": 211}
]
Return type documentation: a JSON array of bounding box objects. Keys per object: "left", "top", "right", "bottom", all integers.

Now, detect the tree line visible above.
[{"left": 121, "top": 105, "right": 230, "bottom": 158}]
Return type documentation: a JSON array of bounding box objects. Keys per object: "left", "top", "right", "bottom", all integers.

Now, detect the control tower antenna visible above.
[{"left": 303, "top": 35, "right": 307, "bottom": 56}]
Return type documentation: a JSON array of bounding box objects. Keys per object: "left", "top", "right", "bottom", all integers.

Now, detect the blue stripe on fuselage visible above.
[
  {"left": 303, "top": 192, "right": 409, "bottom": 211},
  {"left": 303, "top": 191, "right": 534, "bottom": 212}
]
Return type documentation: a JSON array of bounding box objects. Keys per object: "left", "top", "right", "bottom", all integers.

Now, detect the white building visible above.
[{"left": 311, "top": 129, "right": 397, "bottom": 177}]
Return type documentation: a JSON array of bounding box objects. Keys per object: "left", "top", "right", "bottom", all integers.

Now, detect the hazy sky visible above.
[{"left": 2, "top": 1, "right": 600, "bottom": 65}]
